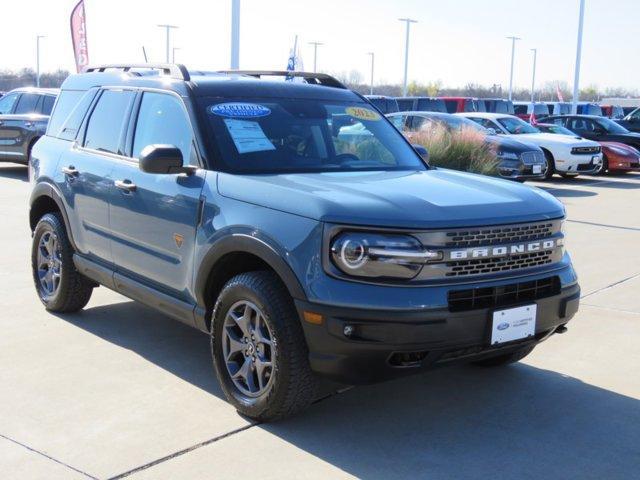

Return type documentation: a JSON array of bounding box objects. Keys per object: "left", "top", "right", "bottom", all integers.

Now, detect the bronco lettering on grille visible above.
[{"left": 449, "top": 240, "right": 556, "bottom": 260}]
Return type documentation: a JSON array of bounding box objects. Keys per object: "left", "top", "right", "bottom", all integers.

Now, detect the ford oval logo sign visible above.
[{"left": 497, "top": 322, "right": 510, "bottom": 331}]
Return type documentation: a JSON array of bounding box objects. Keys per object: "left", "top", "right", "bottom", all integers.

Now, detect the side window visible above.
[
  {"left": 569, "top": 118, "right": 592, "bottom": 133},
  {"left": 47, "top": 90, "right": 86, "bottom": 137},
  {"left": 514, "top": 105, "right": 527, "bottom": 115},
  {"left": 389, "top": 115, "right": 406, "bottom": 131},
  {"left": 84, "top": 90, "right": 136, "bottom": 155},
  {"left": 40, "top": 95, "right": 56, "bottom": 115},
  {"left": 407, "top": 115, "right": 427, "bottom": 132},
  {"left": 132, "top": 92, "right": 195, "bottom": 164},
  {"left": 0, "top": 93, "right": 20, "bottom": 114},
  {"left": 14, "top": 93, "right": 40, "bottom": 114}
]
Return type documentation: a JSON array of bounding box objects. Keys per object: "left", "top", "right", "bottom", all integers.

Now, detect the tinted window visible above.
[
  {"left": 0, "top": 92, "right": 19, "bottom": 114},
  {"left": 84, "top": 90, "right": 135, "bottom": 155},
  {"left": 443, "top": 100, "right": 458, "bottom": 113},
  {"left": 513, "top": 104, "right": 527, "bottom": 115},
  {"left": 534, "top": 104, "right": 550, "bottom": 115},
  {"left": 55, "top": 89, "right": 99, "bottom": 141},
  {"left": 568, "top": 118, "right": 595, "bottom": 133},
  {"left": 14, "top": 93, "right": 40, "bottom": 114},
  {"left": 47, "top": 90, "right": 86, "bottom": 137},
  {"left": 396, "top": 99, "right": 415, "bottom": 112},
  {"left": 40, "top": 95, "right": 56, "bottom": 115},
  {"left": 133, "top": 92, "right": 194, "bottom": 162},
  {"left": 388, "top": 115, "right": 406, "bottom": 130}
]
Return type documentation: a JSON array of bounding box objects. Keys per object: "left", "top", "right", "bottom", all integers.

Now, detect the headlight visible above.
[
  {"left": 497, "top": 151, "right": 519, "bottom": 160},
  {"left": 330, "top": 232, "right": 442, "bottom": 280}
]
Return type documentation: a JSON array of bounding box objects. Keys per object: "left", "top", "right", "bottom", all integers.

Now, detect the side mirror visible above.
[
  {"left": 412, "top": 144, "right": 429, "bottom": 162},
  {"left": 139, "top": 144, "right": 194, "bottom": 175}
]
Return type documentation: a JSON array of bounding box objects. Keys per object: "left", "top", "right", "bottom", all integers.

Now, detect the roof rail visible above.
[
  {"left": 217, "top": 70, "right": 346, "bottom": 89},
  {"left": 83, "top": 64, "right": 190, "bottom": 81}
]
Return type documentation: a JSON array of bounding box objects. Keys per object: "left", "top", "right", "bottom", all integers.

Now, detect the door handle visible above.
[
  {"left": 115, "top": 179, "right": 136, "bottom": 192},
  {"left": 24, "top": 121, "right": 34, "bottom": 127},
  {"left": 62, "top": 165, "right": 79, "bottom": 176}
]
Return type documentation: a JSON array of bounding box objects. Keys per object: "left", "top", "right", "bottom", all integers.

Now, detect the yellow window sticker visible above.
[{"left": 345, "top": 106, "right": 381, "bottom": 122}]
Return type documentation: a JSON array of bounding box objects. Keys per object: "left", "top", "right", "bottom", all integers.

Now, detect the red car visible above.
[
  {"left": 536, "top": 123, "right": 640, "bottom": 173},
  {"left": 439, "top": 97, "right": 486, "bottom": 114}
]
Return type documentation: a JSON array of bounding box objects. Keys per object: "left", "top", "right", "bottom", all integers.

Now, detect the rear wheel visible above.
[
  {"left": 472, "top": 345, "right": 535, "bottom": 367},
  {"left": 31, "top": 213, "right": 93, "bottom": 312},
  {"left": 211, "top": 271, "right": 318, "bottom": 421}
]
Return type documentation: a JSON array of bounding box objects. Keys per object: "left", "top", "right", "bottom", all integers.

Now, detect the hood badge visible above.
[{"left": 174, "top": 234, "right": 184, "bottom": 248}]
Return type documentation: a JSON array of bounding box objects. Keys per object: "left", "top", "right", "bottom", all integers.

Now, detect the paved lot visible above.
[{"left": 0, "top": 164, "right": 638, "bottom": 479}]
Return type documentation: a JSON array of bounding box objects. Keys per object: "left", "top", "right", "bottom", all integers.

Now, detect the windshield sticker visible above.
[
  {"left": 346, "top": 106, "right": 381, "bottom": 122},
  {"left": 223, "top": 119, "right": 276, "bottom": 154},
  {"left": 210, "top": 103, "right": 271, "bottom": 118}
]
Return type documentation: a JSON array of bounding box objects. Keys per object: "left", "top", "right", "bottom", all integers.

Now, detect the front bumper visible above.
[
  {"left": 296, "top": 282, "right": 580, "bottom": 385},
  {"left": 556, "top": 153, "right": 602, "bottom": 175}
]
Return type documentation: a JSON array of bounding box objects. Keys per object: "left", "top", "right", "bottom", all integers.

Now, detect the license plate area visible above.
[
  {"left": 532, "top": 164, "right": 542, "bottom": 174},
  {"left": 491, "top": 304, "right": 537, "bottom": 345}
]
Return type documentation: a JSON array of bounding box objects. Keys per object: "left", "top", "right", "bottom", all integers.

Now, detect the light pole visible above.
[
  {"left": 399, "top": 18, "right": 417, "bottom": 96},
  {"left": 172, "top": 47, "right": 181, "bottom": 63},
  {"left": 308, "top": 42, "right": 324, "bottom": 72},
  {"left": 572, "top": 0, "right": 586, "bottom": 113},
  {"left": 506, "top": 36, "right": 521, "bottom": 101},
  {"left": 367, "top": 52, "right": 375, "bottom": 95},
  {"left": 230, "top": 0, "right": 240, "bottom": 69},
  {"left": 36, "top": 35, "right": 46, "bottom": 88},
  {"left": 157, "top": 24, "right": 179, "bottom": 63},
  {"left": 530, "top": 48, "right": 537, "bottom": 103}
]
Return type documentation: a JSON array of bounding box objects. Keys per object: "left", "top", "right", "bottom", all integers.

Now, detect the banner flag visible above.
[{"left": 70, "top": 0, "right": 89, "bottom": 73}]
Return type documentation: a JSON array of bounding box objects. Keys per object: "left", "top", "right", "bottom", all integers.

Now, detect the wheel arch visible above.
[
  {"left": 29, "top": 182, "right": 78, "bottom": 251},
  {"left": 195, "top": 233, "right": 307, "bottom": 331}
]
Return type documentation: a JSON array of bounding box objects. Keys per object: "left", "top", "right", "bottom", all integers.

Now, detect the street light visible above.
[
  {"left": 399, "top": 18, "right": 417, "bottom": 96},
  {"left": 572, "top": 0, "right": 586, "bottom": 114},
  {"left": 230, "top": 0, "right": 240, "bottom": 69},
  {"left": 367, "top": 52, "right": 375, "bottom": 95},
  {"left": 157, "top": 24, "right": 179, "bottom": 63},
  {"left": 172, "top": 47, "right": 181, "bottom": 63},
  {"left": 530, "top": 48, "right": 537, "bottom": 103},
  {"left": 506, "top": 36, "right": 521, "bottom": 101},
  {"left": 36, "top": 35, "right": 46, "bottom": 88},
  {"left": 308, "top": 41, "right": 324, "bottom": 73}
]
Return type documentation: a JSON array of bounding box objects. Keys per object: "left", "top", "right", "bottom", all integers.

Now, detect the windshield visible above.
[
  {"left": 597, "top": 117, "right": 630, "bottom": 134},
  {"left": 201, "top": 98, "right": 426, "bottom": 174},
  {"left": 497, "top": 116, "right": 540, "bottom": 134}
]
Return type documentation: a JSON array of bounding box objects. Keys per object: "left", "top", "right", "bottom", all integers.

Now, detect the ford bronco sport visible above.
[{"left": 29, "top": 65, "right": 580, "bottom": 421}]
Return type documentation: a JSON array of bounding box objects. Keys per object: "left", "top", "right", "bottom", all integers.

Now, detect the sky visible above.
[{"left": 1, "top": 0, "right": 638, "bottom": 90}]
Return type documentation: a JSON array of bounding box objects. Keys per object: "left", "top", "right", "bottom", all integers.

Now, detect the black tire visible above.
[
  {"left": 211, "top": 271, "right": 318, "bottom": 421},
  {"left": 31, "top": 213, "right": 93, "bottom": 312},
  {"left": 472, "top": 345, "right": 535, "bottom": 367},
  {"left": 542, "top": 150, "right": 555, "bottom": 179},
  {"left": 598, "top": 155, "right": 609, "bottom": 175},
  {"left": 559, "top": 173, "right": 578, "bottom": 179}
]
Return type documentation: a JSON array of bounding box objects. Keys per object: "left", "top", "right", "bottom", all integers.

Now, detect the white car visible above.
[{"left": 456, "top": 112, "right": 602, "bottom": 178}]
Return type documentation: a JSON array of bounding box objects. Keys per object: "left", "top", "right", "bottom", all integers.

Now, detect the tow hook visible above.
[{"left": 555, "top": 325, "right": 568, "bottom": 334}]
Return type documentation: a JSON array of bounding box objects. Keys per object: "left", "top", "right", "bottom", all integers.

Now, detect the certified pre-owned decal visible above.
[{"left": 209, "top": 103, "right": 271, "bottom": 118}]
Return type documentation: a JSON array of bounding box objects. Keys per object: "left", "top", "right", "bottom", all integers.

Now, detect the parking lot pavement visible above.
[{"left": 0, "top": 165, "right": 638, "bottom": 480}]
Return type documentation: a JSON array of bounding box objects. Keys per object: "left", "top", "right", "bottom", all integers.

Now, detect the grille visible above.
[
  {"left": 571, "top": 146, "right": 601, "bottom": 154},
  {"left": 447, "top": 276, "right": 560, "bottom": 312},
  {"left": 445, "top": 250, "right": 554, "bottom": 277},
  {"left": 444, "top": 222, "right": 554, "bottom": 248},
  {"left": 520, "top": 151, "right": 545, "bottom": 164}
]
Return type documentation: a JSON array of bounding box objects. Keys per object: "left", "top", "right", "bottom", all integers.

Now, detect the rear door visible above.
[
  {"left": 0, "top": 92, "right": 22, "bottom": 161},
  {"left": 57, "top": 88, "right": 135, "bottom": 264},
  {"left": 109, "top": 90, "right": 205, "bottom": 300}
]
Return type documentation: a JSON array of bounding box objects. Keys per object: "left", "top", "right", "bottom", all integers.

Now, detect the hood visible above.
[
  {"left": 218, "top": 169, "right": 564, "bottom": 229},
  {"left": 484, "top": 134, "right": 542, "bottom": 153},
  {"left": 514, "top": 132, "right": 599, "bottom": 146},
  {"left": 601, "top": 141, "right": 640, "bottom": 155}
]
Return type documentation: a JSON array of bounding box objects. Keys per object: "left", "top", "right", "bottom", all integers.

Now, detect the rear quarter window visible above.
[{"left": 47, "top": 90, "right": 87, "bottom": 138}]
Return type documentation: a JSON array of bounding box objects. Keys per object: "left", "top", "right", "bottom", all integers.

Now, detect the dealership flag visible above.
[
  {"left": 285, "top": 35, "right": 303, "bottom": 81},
  {"left": 70, "top": 0, "right": 89, "bottom": 73}
]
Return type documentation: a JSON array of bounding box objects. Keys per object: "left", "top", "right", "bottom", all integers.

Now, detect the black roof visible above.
[{"left": 61, "top": 65, "right": 361, "bottom": 102}]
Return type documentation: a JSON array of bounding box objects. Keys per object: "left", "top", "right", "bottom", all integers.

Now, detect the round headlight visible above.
[{"left": 340, "top": 239, "right": 368, "bottom": 269}]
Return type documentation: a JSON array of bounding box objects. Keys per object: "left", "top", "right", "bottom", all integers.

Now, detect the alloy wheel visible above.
[
  {"left": 222, "top": 300, "right": 276, "bottom": 397},
  {"left": 36, "top": 231, "right": 62, "bottom": 298}
]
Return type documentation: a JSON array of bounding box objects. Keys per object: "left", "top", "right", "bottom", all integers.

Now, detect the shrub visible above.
[{"left": 409, "top": 124, "right": 500, "bottom": 176}]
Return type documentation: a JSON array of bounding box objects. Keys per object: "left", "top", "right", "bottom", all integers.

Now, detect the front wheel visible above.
[
  {"left": 542, "top": 151, "right": 555, "bottom": 179},
  {"left": 31, "top": 213, "right": 93, "bottom": 312},
  {"left": 211, "top": 271, "right": 318, "bottom": 421},
  {"left": 472, "top": 345, "right": 535, "bottom": 367}
]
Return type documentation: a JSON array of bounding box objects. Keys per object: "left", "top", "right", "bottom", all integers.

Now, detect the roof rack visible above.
[
  {"left": 217, "top": 70, "right": 346, "bottom": 89},
  {"left": 83, "top": 63, "right": 190, "bottom": 81}
]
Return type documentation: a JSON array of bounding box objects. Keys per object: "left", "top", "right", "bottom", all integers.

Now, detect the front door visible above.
[
  {"left": 0, "top": 92, "right": 21, "bottom": 161},
  {"left": 109, "top": 91, "right": 205, "bottom": 300}
]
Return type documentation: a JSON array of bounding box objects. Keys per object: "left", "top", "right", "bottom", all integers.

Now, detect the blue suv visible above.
[{"left": 29, "top": 65, "right": 580, "bottom": 420}]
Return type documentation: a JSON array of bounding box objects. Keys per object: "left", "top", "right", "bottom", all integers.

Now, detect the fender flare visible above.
[
  {"left": 194, "top": 232, "right": 307, "bottom": 308},
  {"left": 29, "top": 181, "right": 78, "bottom": 251}
]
